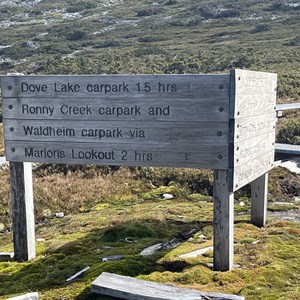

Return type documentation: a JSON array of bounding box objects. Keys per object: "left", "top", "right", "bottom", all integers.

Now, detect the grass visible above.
[
  {"left": 0, "top": 194, "right": 299, "bottom": 300},
  {"left": 0, "top": 0, "right": 299, "bottom": 100},
  {"left": 1, "top": 0, "right": 300, "bottom": 299}
]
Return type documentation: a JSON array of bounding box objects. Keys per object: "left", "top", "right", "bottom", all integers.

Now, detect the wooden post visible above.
[
  {"left": 213, "top": 170, "right": 234, "bottom": 271},
  {"left": 10, "top": 162, "right": 36, "bottom": 261},
  {"left": 250, "top": 173, "right": 268, "bottom": 227}
]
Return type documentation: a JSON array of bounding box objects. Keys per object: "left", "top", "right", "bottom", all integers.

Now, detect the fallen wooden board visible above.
[
  {"left": 91, "top": 272, "right": 245, "bottom": 300},
  {"left": 7, "top": 292, "right": 38, "bottom": 300},
  {"left": 178, "top": 246, "right": 213, "bottom": 259}
]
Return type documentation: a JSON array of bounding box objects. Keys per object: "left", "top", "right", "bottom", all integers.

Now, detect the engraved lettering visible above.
[
  {"left": 21, "top": 82, "right": 47, "bottom": 93},
  {"left": 23, "top": 126, "right": 75, "bottom": 137},
  {"left": 22, "top": 104, "right": 54, "bottom": 117},
  {"left": 72, "top": 149, "right": 115, "bottom": 160},
  {"left": 54, "top": 82, "right": 80, "bottom": 93}
]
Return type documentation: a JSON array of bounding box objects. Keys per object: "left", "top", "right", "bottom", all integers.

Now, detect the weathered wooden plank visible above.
[
  {"left": 233, "top": 150, "right": 274, "bottom": 191},
  {"left": 275, "top": 103, "right": 300, "bottom": 111},
  {"left": 7, "top": 292, "right": 38, "bottom": 300},
  {"left": 5, "top": 141, "right": 229, "bottom": 169},
  {"left": 275, "top": 143, "right": 300, "bottom": 155},
  {"left": 2, "top": 97, "right": 229, "bottom": 122},
  {"left": 233, "top": 69, "right": 277, "bottom": 96},
  {"left": 91, "top": 272, "right": 245, "bottom": 300},
  {"left": 233, "top": 115, "right": 276, "bottom": 143},
  {"left": 231, "top": 94, "right": 276, "bottom": 118},
  {"left": 10, "top": 162, "right": 36, "bottom": 261},
  {"left": 0, "top": 74, "right": 230, "bottom": 99},
  {"left": 234, "top": 133, "right": 275, "bottom": 166},
  {"left": 4, "top": 120, "right": 229, "bottom": 148},
  {"left": 213, "top": 170, "right": 234, "bottom": 271},
  {"left": 251, "top": 173, "right": 268, "bottom": 227}
]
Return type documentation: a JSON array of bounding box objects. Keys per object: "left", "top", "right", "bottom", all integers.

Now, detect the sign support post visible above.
[
  {"left": 250, "top": 173, "right": 268, "bottom": 227},
  {"left": 213, "top": 170, "right": 234, "bottom": 271},
  {"left": 10, "top": 162, "right": 36, "bottom": 261}
]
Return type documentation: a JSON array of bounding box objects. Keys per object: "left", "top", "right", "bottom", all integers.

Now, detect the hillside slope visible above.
[{"left": 0, "top": 0, "right": 299, "bottom": 100}]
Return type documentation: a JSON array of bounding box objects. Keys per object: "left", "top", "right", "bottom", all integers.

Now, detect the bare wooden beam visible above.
[
  {"left": 91, "top": 272, "right": 245, "bottom": 300},
  {"left": 251, "top": 173, "right": 268, "bottom": 227},
  {"left": 10, "top": 162, "right": 36, "bottom": 261},
  {"left": 213, "top": 170, "right": 234, "bottom": 271}
]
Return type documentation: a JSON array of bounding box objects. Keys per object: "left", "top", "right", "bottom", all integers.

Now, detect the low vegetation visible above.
[{"left": 0, "top": 0, "right": 300, "bottom": 299}]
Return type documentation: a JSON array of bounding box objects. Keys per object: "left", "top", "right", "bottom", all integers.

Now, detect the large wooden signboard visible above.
[
  {"left": 0, "top": 71, "right": 277, "bottom": 191},
  {"left": 1, "top": 75, "right": 229, "bottom": 170},
  {"left": 230, "top": 70, "right": 277, "bottom": 191},
  {"left": 0, "top": 70, "right": 277, "bottom": 270}
]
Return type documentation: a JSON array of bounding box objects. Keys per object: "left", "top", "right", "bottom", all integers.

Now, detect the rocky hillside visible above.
[{"left": 0, "top": 0, "right": 299, "bottom": 100}]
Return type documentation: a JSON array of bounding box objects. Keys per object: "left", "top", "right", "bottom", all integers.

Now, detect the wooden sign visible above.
[
  {"left": 1, "top": 74, "right": 230, "bottom": 169},
  {"left": 0, "top": 70, "right": 278, "bottom": 271},
  {"left": 230, "top": 69, "right": 277, "bottom": 191},
  {"left": 0, "top": 71, "right": 277, "bottom": 190}
]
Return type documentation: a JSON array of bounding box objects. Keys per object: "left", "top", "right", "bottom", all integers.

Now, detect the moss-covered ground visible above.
[{"left": 0, "top": 179, "right": 299, "bottom": 299}]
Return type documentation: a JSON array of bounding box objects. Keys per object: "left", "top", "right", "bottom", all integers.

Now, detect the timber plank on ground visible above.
[{"left": 91, "top": 272, "right": 245, "bottom": 300}]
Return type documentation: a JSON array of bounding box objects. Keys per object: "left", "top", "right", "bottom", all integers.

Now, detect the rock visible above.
[
  {"left": 239, "top": 201, "right": 245, "bottom": 206},
  {"left": 162, "top": 193, "right": 174, "bottom": 200},
  {"left": 55, "top": 212, "right": 64, "bottom": 218},
  {"left": 36, "top": 238, "right": 45, "bottom": 242}
]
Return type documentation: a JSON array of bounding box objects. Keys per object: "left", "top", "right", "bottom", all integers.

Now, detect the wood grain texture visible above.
[
  {"left": 233, "top": 69, "right": 277, "bottom": 96},
  {"left": 2, "top": 97, "right": 229, "bottom": 122},
  {"left": 251, "top": 173, "right": 268, "bottom": 227},
  {"left": 10, "top": 162, "right": 36, "bottom": 261},
  {"left": 232, "top": 94, "right": 276, "bottom": 118},
  {"left": 0, "top": 74, "right": 229, "bottom": 99},
  {"left": 5, "top": 141, "right": 229, "bottom": 169},
  {"left": 233, "top": 115, "right": 276, "bottom": 143},
  {"left": 213, "top": 170, "right": 234, "bottom": 271},
  {"left": 234, "top": 133, "right": 275, "bottom": 166},
  {"left": 233, "top": 150, "right": 274, "bottom": 191},
  {"left": 91, "top": 272, "right": 245, "bottom": 300},
  {"left": 4, "top": 120, "right": 229, "bottom": 148}
]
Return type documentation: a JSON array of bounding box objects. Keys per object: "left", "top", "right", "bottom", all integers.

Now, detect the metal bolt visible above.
[
  {"left": 8, "top": 105, "right": 13, "bottom": 110},
  {"left": 219, "top": 84, "right": 224, "bottom": 90},
  {"left": 217, "top": 131, "right": 222, "bottom": 136},
  {"left": 217, "top": 155, "right": 223, "bottom": 160},
  {"left": 219, "top": 107, "right": 224, "bottom": 112},
  {"left": 11, "top": 148, "right": 15, "bottom": 152},
  {"left": 10, "top": 127, "right": 14, "bottom": 132},
  {"left": 7, "top": 86, "right": 12, "bottom": 90}
]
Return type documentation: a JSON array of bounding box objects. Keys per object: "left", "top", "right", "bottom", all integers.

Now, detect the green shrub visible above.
[
  {"left": 165, "top": 0, "right": 177, "bottom": 5},
  {"left": 277, "top": 119, "right": 300, "bottom": 145},
  {"left": 66, "top": 0, "right": 97, "bottom": 13},
  {"left": 251, "top": 24, "right": 271, "bottom": 33},
  {"left": 66, "top": 30, "right": 87, "bottom": 41},
  {"left": 136, "top": 7, "right": 164, "bottom": 17}
]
